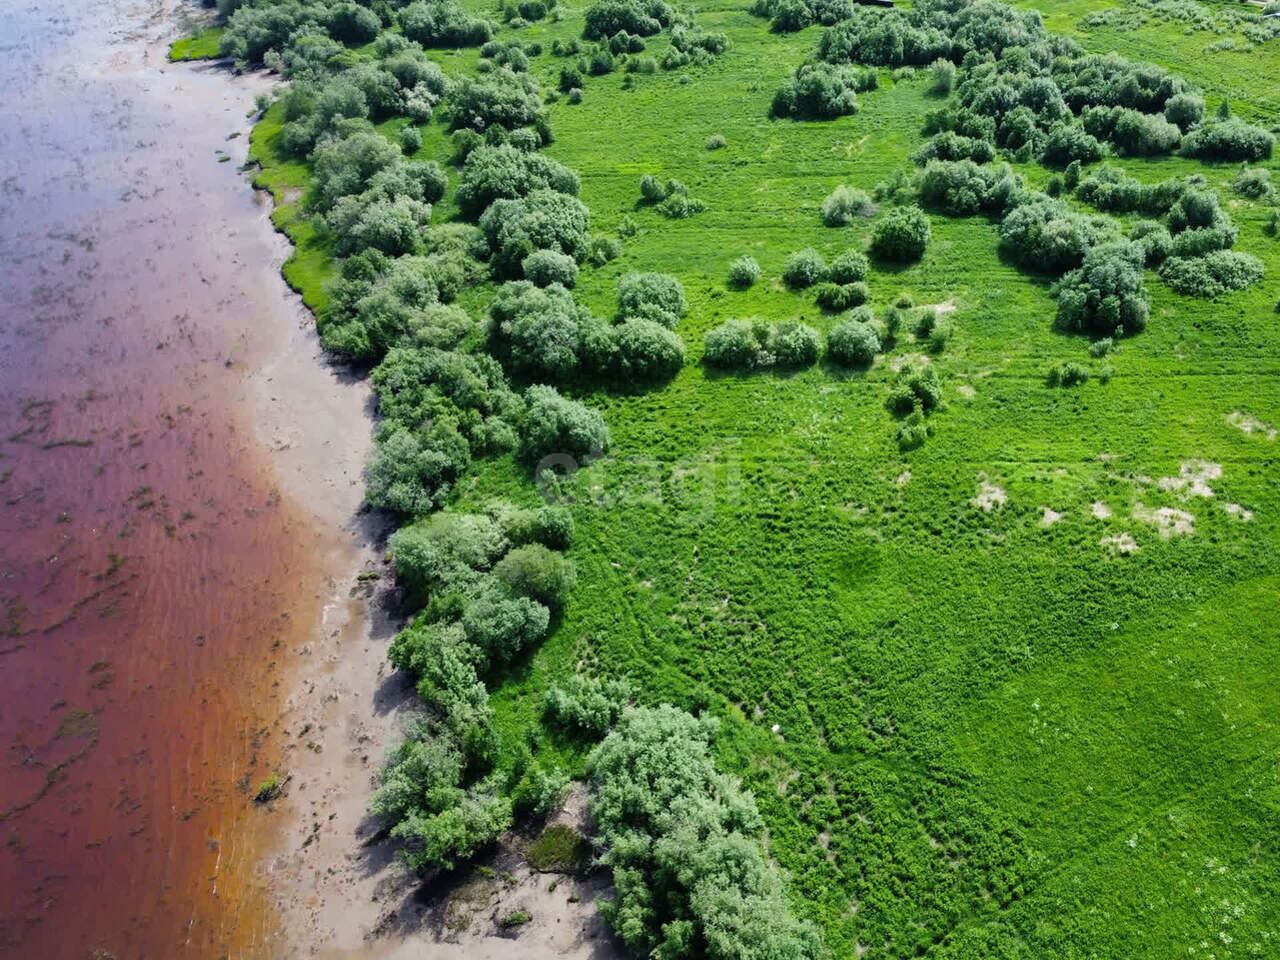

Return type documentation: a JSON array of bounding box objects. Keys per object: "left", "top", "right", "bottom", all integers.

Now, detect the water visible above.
[{"left": 0, "top": 1, "right": 365, "bottom": 956}]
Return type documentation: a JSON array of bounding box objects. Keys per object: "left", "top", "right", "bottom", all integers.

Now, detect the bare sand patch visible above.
[
  {"left": 1224, "top": 502, "right": 1254, "bottom": 521},
  {"left": 1091, "top": 501, "right": 1113, "bottom": 520},
  {"left": 1101, "top": 533, "right": 1140, "bottom": 554},
  {"left": 956, "top": 383, "right": 976, "bottom": 399},
  {"left": 1157, "top": 459, "right": 1222, "bottom": 498},
  {"left": 971, "top": 480, "right": 1007, "bottom": 512},
  {"left": 1040, "top": 507, "right": 1063, "bottom": 527},
  {"left": 1227, "top": 411, "right": 1278, "bottom": 440},
  {"left": 1134, "top": 503, "right": 1196, "bottom": 538},
  {"left": 896, "top": 469, "right": 912, "bottom": 486}
]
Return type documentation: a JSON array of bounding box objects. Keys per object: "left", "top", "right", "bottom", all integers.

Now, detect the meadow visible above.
[{"left": 231, "top": 0, "right": 1280, "bottom": 954}]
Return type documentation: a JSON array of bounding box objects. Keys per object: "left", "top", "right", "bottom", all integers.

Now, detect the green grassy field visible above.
[
  {"left": 168, "top": 26, "right": 224, "bottom": 61},
  {"left": 229, "top": 0, "right": 1280, "bottom": 954}
]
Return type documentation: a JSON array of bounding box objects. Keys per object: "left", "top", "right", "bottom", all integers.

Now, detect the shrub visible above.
[
  {"left": 455, "top": 144, "right": 580, "bottom": 220},
  {"left": 1159, "top": 251, "right": 1265, "bottom": 297},
  {"left": 1164, "top": 91, "right": 1205, "bottom": 130},
  {"left": 827, "top": 318, "right": 879, "bottom": 366},
  {"left": 366, "top": 422, "right": 471, "bottom": 517},
  {"left": 617, "top": 272, "right": 687, "bottom": 323},
  {"left": 544, "top": 675, "right": 634, "bottom": 735},
  {"left": 1040, "top": 124, "right": 1103, "bottom": 167},
  {"left": 929, "top": 57, "right": 956, "bottom": 94},
  {"left": 1129, "top": 220, "right": 1172, "bottom": 266},
  {"left": 999, "top": 196, "right": 1114, "bottom": 273},
  {"left": 461, "top": 590, "right": 550, "bottom": 662},
  {"left": 611, "top": 319, "right": 687, "bottom": 382},
  {"left": 1232, "top": 165, "right": 1273, "bottom": 201},
  {"left": 1053, "top": 241, "right": 1150, "bottom": 337},
  {"left": 583, "top": 0, "right": 672, "bottom": 37},
  {"left": 522, "top": 249, "right": 580, "bottom": 289},
  {"left": 493, "top": 501, "right": 576, "bottom": 549},
  {"left": 1181, "top": 120, "right": 1275, "bottom": 162},
  {"left": 587, "top": 234, "right": 622, "bottom": 265},
  {"left": 912, "top": 131, "right": 996, "bottom": 165},
  {"left": 870, "top": 206, "right": 930, "bottom": 262},
  {"left": 706, "top": 133, "right": 727, "bottom": 150},
  {"left": 820, "top": 185, "right": 874, "bottom": 226},
  {"left": 827, "top": 249, "right": 869, "bottom": 284},
  {"left": 886, "top": 359, "right": 942, "bottom": 414},
  {"left": 813, "top": 281, "right": 868, "bottom": 311},
  {"left": 494, "top": 543, "right": 576, "bottom": 610},
  {"left": 400, "top": 1, "right": 493, "bottom": 47},
  {"left": 769, "top": 320, "right": 821, "bottom": 366},
  {"left": 656, "top": 192, "right": 705, "bottom": 219},
  {"left": 728, "top": 255, "right": 762, "bottom": 288},
  {"left": 448, "top": 68, "right": 542, "bottom": 132},
  {"left": 782, "top": 248, "right": 827, "bottom": 288},
  {"left": 772, "top": 62, "right": 861, "bottom": 120},
  {"left": 479, "top": 190, "right": 591, "bottom": 277},
  {"left": 704, "top": 319, "right": 765, "bottom": 368},
  {"left": 917, "top": 159, "right": 1020, "bottom": 217},
  {"left": 398, "top": 125, "right": 423, "bottom": 155},
  {"left": 639, "top": 173, "right": 667, "bottom": 203},
  {"left": 519, "top": 384, "right": 609, "bottom": 465},
  {"left": 588, "top": 706, "right": 820, "bottom": 960},
  {"left": 1048, "top": 361, "right": 1090, "bottom": 387},
  {"left": 489, "top": 280, "right": 599, "bottom": 378}
]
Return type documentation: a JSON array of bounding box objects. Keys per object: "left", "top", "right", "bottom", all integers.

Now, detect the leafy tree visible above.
[
  {"left": 448, "top": 68, "right": 542, "bottom": 132},
  {"left": 827, "top": 249, "right": 869, "bottom": 283},
  {"left": 494, "top": 543, "right": 576, "bottom": 610},
  {"left": 583, "top": 0, "right": 673, "bottom": 39},
  {"left": 479, "top": 189, "right": 592, "bottom": 277},
  {"left": 612, "top": 319, "right": 687, "bottom": 383},
  {"left": 544, "top": 675, "right": 634, "bottom": 736},
  {"left": 519, "top": 384, "right": 609, "bottom": 465},
  {"left": 827, "top": 317, "right": 880, "bottom": 366},
  {"left": 455, "top": 144, "right": 581, "bottom": 219},
  {"left": 820, "top": 185, "right": 873, "bottom": 226},
  {"left": 1158, "top": 251, "right": 1265, "bottom": 297},
  {"left": 782, "top": 248, "right": 827, "bottom": 288},
  {"left": 727, "top": 255, "right": 761, "bottom": 288},
  {"left": 772, "top": 62, "right": 862, "bottom": 120},
  {"left": 1052, "top": 240, "right": 1150, "bottom": 336},
  {"left": 400, "top": 0, "right": 493, "bottom": 47},
  {"left": 870, "top": 205, "right": 930, "bottom": 262},
  {"left": 617, "top": 272, "right": 687, "bottom": 324},
  {"left": 1180, "top": 119, "right": 1274, "bottom": 162},
  {"left": 522, "top": 249, "right": 580, "bottom": 288}
]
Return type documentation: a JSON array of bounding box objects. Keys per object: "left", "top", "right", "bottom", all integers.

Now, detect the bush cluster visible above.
[
  {"left": 588, "top": 705, "right": 822, "bottom": 960},
  {"left": 1052, "top": 241, "right": 1150, "bottom": 336},
  {"left": 870, "top": 205, "right": 930, "bottom": 262},
  {"left": 455, "top": 144, "right": 580, "bottom": 220},
  {"left": 703, "top": 319, "right": 821, "bottom": 369},
  {"left": 771, "top": 62, "right": 868, "bottom": 120},
  {"left": 544, "top": 674, "right": 634, "bottom": 735},
  {"left": 820, "top": 184, "right": 874, "bottom": 226}
]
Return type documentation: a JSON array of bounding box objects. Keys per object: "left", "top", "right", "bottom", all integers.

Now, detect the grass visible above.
[
  {"left": 526, "top": 823, "right": 593, "bottom": 873},
  {"left": 168, "top": 26, "right": 224, "bottom": 62},
  {"left": 247, "top": 1, "right": 1280, "bottom": 955}
]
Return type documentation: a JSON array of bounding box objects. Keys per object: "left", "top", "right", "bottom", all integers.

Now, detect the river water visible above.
[{"left": 0, "top": 1, "right": 370, "bottom": 957}]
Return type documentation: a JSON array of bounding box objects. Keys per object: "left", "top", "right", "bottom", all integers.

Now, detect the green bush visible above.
[
  {"left": 782, "top": 248, "right": 827, "bottom": 288},
  {"left": 544, "top": 674, "right": 634, "bottom": 735},
  {"left": 611, "top": 319, "right": 687, "bottom": 382},
  {"left": 870, "top": 205, "right": 930, "bottom": 262},
  {"left": 827, "top": 249, "right": 869, "bottom": 284},
  {"left": 770, "top": 320, "right": 821, "bottom": 366},
  {"left": 522, "top": 249, "right": 580, "bottom": 288},
  {"left": 813, "top": 281, "right": 868, "bottom": 311},
  {"left": 479, "top": 189, "right": 591, "bottom": 277},
  {"left": 727, "top": 255, "right": 762, "bottom": 288},
  {"left": 827, "top": 318, "right": 880, "bottom": 366},
  {"left": 820, "top": 184, "right": 873, "bottom": 226},
  {"left": 519, "top": 384, "right": 609, "bottom": 465},
  {"left": 1158, "top": 251, "right": 1265, "bottom": 297},
  {"left": 455, "top": 144, "right": 580, "bottom": 219},
  {"left": 617, "top": 272, "right": 687, "bottom": 323},
  {"left": 400, "top": 1, "right": 493, "bottom": 47},
  {"left": 494, "top": 543, "right": 576, "bottom": 609},
  {"left": 1181, "top": 119, "right": 1274, "bottom": 162},
  {"left": 1053, "top": 241, "right": 1150, "bottom": 337},
  {"left": 929, "top": 57, "right": 955, "bottom": 94},
  {"left": 772, "top": 62, "right": 861, "bottom": 119}
]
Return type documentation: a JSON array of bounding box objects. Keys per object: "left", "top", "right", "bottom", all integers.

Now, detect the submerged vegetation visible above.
[{"left": 178, "top": 0, "right": 1280, "bottom": 952}]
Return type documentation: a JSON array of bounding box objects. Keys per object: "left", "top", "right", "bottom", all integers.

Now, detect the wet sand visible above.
[{"left": 0, "top": 0, "right": 371, "bottom": 956}]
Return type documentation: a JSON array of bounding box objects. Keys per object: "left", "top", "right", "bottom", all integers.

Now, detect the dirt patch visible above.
[
  {"left": 1091, "top": 501, "right": 1113, "bottom": 520},
  {"left": 1224, "top": 502, "right": 1254, "bottom": 521},
  {"left": 1039, "top": 507, "right": 1063, "bottom": 527},
  {"left": 955, "top": 383, "right": 976, "bottom": 399},
  {"left": 1134, "top": 503, "right": 1196, "bottom": 538},
  {"left": 895, "top": 470, "right": 912, "bottom": 487},
  {"left": 1157, "top": 459, "right": 1222, "bottom": 498},
  {"left": 1101, "top": 533, "right": 1140, "bottom": 554},
  {"left": 971, "top": 480, "right": 1007, "bottom": 512},
  {"left": 1227, "top": 411, "right": 1277, "bottom": 440}
]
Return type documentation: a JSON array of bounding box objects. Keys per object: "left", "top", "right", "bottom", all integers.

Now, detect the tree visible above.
[
  {"left": 479, "top": 190, "right": 592, "bottom": 277},
  {"left": 612, "top": 319, "right": 687, "bottom": 383},
  {"left": 1053, "top": 240, "right": 1150, "bottom": 336},
  {"left": 727, "top": 255, "right": 761, "bottom": 288},
  {"left": 870, "top": 205, "right": 930, "bottom": 262},
  {"left": 494, "top": 543, "right": 576, "bottom": 610},
  {"left": 617, "top": 272, "right": 687, "bottom": 324},
  {"left": 782, "top": 248, "right": 827, "bottom": 288},
  {"left": 820, "top": 185, "right": 873, "bottom": 226},
  {"left": 519, "top": 385, "right": 609, "bottom": 465},
  {"left": 827, "top": 318, "right": 880, "bottom": 366}
]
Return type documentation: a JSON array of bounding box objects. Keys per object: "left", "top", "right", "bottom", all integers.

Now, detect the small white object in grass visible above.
[
  {"left": 1091, "top": 501, "right": 1113, "bottom": 520},
  {"left": 1040, "top": 507, "right": 1063, "bottom": 527},
  {"left": 971, "top": 481, "right": 1007, "bottom": 512},
  {"left": 770, "top": 723, "right": 781, "bottom": 734}
]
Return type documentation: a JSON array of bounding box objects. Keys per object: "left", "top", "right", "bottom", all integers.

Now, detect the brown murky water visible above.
[{"left": 0, "top": 2, "right": 366, "bottom": 958}]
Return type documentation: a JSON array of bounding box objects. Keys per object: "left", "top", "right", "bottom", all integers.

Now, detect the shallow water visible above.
[{"left": 0, "top": 2, "right": 360, "bottom": 957}]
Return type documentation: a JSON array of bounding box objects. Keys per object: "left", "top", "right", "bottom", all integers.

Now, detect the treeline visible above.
[{"left": 207, "top": 0, "right": 819, "bottom": 953}]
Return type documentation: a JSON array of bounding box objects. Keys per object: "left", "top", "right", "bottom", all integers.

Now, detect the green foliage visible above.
[
  {"left": 820, "top": 184, "right": 873, "bottom": 226},
  {"left": 703, "top": 319, "right": 820, "bottom": 370},
  {"left": 929, "top": 57, "right": 956, "bottom": 95},
  {"left": 617, "top": 272, "right": 687, "bottom": 324},
  {"left": 583, "top": 0, "right": 673, "bottom": 40},
  {"left": 544, "top": 674, "right": 635, "bottom": 736},
  {"left": 727, "top": 255, "right": 761, "bottom": 289},
  {"left": 400, "top": 0, "right": 492, "bottom": 48},
  {"left": 782, "top": 248, "right": 827, "bottom": 288},
  {"left": 455, "top": 144, "right": 581, "bottom": 220},
  {"left": 1053, "top": 241, "right": 1150, "bottom": 336},
  {"left": 1180, "top": 118, "right": 1275, "bottom": 162},
  {"left": 523, "top": 249, "right": 580, "bottom": 289},
  {"left": 826, "top": 317, "right": 880, "bottom": 367},
  {"left": 772, "top": 62, "right": 864, "bottom": 120},
  {"left": 519, "top": 385, "right": 609, "bottom": 465},
  {"left": 1047, "top": 360, "right": 1091, "bottom": 387},
  {"left": 1158, "top": 250, "right": 1266, "bottom": 297},
  {"left": 588, "top": 705, "right": 821, "bottom": 960},
  {"left": 479, "top": 189, "right": 591, "bottom": 277},
  {"left": 870, "top": 205, "right": 930, "bottom": 262},
  {"left": 813, "top": 281, "right": 868, "bottom": 312},
  {"left": 494, "top": 543, "right": 577, "bottom": 610},
  {"left": 526, "top": 823, "right": 593, "bottom": 871}
]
